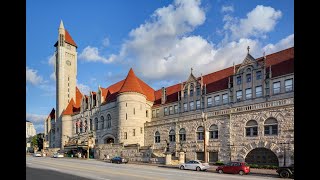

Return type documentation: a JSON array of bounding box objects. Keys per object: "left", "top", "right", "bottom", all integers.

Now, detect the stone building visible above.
[
  {"left": 45, "top": 21, "right": 294, "bottom": 166},
  {"left": 26, "top": 120, "right": 36, "bottom": 138}
]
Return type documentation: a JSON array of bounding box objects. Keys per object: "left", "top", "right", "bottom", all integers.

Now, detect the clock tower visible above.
[{"left": 54, "top": 20, "right": 78, "bottom": 147}]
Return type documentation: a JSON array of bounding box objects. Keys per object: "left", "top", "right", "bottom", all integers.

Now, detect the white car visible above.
[
  {"left": 52, "top": 153, "right": 64, "bottom": 158},
  {"left": 33, "top": 152, "right": 42, "bottom": 157},
  {"left": 179, "top": 160, "right": 210, "bottom": 171}
]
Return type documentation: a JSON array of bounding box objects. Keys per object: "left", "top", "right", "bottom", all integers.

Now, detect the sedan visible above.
[
  {"left": 110, "top": 156, "right": 128, "bottom": 164},
  {"left": 52, "top": 153, "right": 64, "bottom": 158},
  {"left": 179, "top": 160, "right": 210, "bottom": 171},
  {"left": 33, "top": 152, "right": 42, "bottom": 157},
  {"left": 216, "top": 162, "right": 250, "bottom": 175}
]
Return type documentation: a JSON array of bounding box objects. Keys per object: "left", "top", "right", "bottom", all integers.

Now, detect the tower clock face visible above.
[{"left": 66, "top": 60, "right": 71, "bottom": 66}]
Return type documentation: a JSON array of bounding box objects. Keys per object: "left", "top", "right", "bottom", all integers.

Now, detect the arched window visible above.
[
  {"left": 90, "top": 119, "right": 93, "bottom": 132},
  {"left": 209, "top": 124, "right": 218, "bottom": 139},
  {"left": 264, "top": 118, "right": 278, "bottom": 135},
  {"left": 190, "top": 83, "right": 194, "bottom": 96},
  {"left": 101, "top": 116, "right": 105, "bottom": 129},
  {"left": 80, "top": 121, "right": 83, "bottom": 133},
  {"left": 75, "top": 122, "right": 78, "bottom": 134},
  {"left": 179, "top": 128, "right": 186, "bottom": 141},
  {"left": 169, "top": 130, "right": 175, "bottom": 142},
  {"left": 84, "top": 119, "right": 88, "bottom": 132},
  {"left": 197, "top": 126, "right": 204, "bottom": 140},
  {"left": 155, "top": 131, "right": 160, "bottom": 143},
  {"left": 107, "top": 114, "right": 112, "bottom": 129},
  {"left": 95, "top": 117, "right": 98, "bottom": 130},
  {"left": 246, "top": 120, "right": 258, "bottom": 137},
  {"left": 184, "top": 86, "right": 188, "bottom": 98}
]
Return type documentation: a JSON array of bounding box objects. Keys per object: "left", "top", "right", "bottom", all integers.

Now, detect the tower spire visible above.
[{"left": 59, "top": 20, "right": 65, "bottom": 29}]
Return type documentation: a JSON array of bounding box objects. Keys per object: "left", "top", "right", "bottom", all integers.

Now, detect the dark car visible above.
[
  {"left": 276, "top": 164, "right": 294, "bottom": 178},
  {"left": 110, "top": 156, "right": 128, "bottom": 164},
  {"left": 216, "top": 162, "right": 250, "bottom": 175}
]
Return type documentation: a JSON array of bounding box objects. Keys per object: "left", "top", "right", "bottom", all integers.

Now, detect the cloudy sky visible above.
[{"left": 26, "top": 0, "right": 294, "bottom": 133}]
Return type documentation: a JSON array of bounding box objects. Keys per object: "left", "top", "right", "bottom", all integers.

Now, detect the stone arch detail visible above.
[
  {"left": 238, "top": 141, "right": 282, "bottom": 163},
  {"left": 101, "top": 133, "right": 115, "bottom": 144}
]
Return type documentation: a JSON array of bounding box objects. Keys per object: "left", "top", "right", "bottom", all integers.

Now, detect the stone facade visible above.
[{"left": 45, "top": 22, "right": 294, "bottom": 166}]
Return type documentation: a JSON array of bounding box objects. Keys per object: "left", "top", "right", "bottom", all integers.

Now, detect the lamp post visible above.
[
  {"left": 280, "top": 142, "right": 289, "bottom": 166},
  {"left": 201, "top": 111, "right": 208, "bottom": 163}
]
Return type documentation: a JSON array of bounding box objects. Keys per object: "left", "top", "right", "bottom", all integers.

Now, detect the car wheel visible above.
[
  {"left": 218, "top": 169, "right": 223, "bottom": 174},
  {"left": 117, "top": 161, "right": 120, "bottom": 164},
  {"left": 239, "top": 170, "right": 244, "bottom": 175},
  {"left": 279, "top": 170, "right": 290, "bottom": 178},
  {"left": 180, "top": 166, "right": 185, "bottom": 170},
  {"left": 196, "top": 167, "right": 201, "bottom": 171}
]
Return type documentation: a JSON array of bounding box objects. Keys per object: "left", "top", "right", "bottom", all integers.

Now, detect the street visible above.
[{"left": 26, "top": 156, "right": 282, "bottom": 180}]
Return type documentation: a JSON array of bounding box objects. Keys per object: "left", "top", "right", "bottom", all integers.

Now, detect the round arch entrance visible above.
[
  {"left": 245, "top": 148, "right": 278, "bottom": 166},
  {"left": 104, "top": 137, "right": 114, "bottom": 144}
]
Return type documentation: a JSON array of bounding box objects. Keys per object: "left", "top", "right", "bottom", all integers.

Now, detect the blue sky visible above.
[{"left": 26, "top": 0, "right": 294, "bottom": 133}]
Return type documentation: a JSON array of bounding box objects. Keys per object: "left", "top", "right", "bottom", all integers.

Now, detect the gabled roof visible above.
[{"left": 119, "top": 68, "right": 145, "bottom": 95}]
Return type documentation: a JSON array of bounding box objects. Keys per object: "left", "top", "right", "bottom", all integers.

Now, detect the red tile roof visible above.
[
  {"left": 119, "top": 68, "right": 145, "bottom": 95},
  {"left": 153, "top": 47, "right": 294, "bottom": 105},
  {"left": 62, "top": 98, "right": 75, "bottom": 115},
  {"left": 75, "top": 87, "right": 83, "bottom": 108},
  {"left": 65, "top": 30, "right": 77, "bottom": 47}
]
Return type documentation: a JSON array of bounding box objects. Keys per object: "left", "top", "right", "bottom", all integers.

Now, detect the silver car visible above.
[{"left": 179, "top": 160, "right": 210, "bottom": 171}]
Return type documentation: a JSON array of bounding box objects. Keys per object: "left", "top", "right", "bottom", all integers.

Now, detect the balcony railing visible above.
[{"left": 145, "top": 98, "right": 293, "bottom": 127}]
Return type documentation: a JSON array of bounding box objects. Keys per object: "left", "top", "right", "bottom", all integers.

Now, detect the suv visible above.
[
  {"left": 216, "top": 162, "right": 250, "bottom": 175},
  {"left": 276, "top": 164, "right": 294, "bottom": 178}
]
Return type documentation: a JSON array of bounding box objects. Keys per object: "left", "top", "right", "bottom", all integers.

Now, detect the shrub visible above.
[
  {"left": 249, "top": 164, "right": 259, "bottom": 168},
  {"left": 215, "top": 160, "right": 224, "bottom": 165}
]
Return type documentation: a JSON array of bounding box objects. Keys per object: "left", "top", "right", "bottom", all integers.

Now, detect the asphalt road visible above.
[{"left": 26, "top": 156, "right": 282, "bottom": 180}]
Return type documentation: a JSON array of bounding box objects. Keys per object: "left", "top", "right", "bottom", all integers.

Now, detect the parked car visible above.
[
  {"left": 52, "top": 153, "right": 64, "bottom": 158},
  {"left": 216, "top": 162, "right": 250, "bottom": 175},
  {"left": 179, "top": 160, "right": 210, "bottom": 171},
  {"left": 110, "top": 156, "right": 128, "bottom": 164},
  {"left": 33, "top": 152, "right": 42, "bottom": 157},
  {"left": 276, "top": 164, "right": 294, "bottom": 178}
]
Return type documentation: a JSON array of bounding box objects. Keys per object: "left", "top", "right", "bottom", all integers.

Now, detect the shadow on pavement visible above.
[{"left": 26, "top": 167, "right": 93, "bottom": 180}]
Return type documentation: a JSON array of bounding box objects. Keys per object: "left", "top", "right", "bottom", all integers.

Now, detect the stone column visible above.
[
  {"left": 165, "top": 152, "right": 172, "bottom": 165},
  {"left": 179, "top": 151, "right": 185, "bottom": 164}
]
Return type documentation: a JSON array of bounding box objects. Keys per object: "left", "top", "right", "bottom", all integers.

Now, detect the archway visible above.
[
  {"left": 104, "top": 137, "right": 114, "bottom": 144},
  {"left": 245, "top": 148, "right": 278, "bottom": 166}
]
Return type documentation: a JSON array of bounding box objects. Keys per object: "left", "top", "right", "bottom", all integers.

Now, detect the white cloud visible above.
[
  {"left": 26, "top": 113, "right": 47, "bottom": 124},
  {"left": 26, "top": 67, "right": 44, "bottom": 85},
  {"left": 102, "top": 37, "right": 110, "bottom": 47},
  {"left": 263, "top": 34, "right": 294, "bottom": 54},
  {"left": 79, "top": 46, "right": 115, "bottom": 63},
  {"left": 223, "top": 5, "right": 282, "bottom": 40},
  {"left": 48, "top": 53, "right": 55, "bottom": 66},
  {"left": 221, "top": 5, "right": 234, "bottom": 13},
  {"left": 50, "top": 72, "right": 56, "bottom": 81},
  {"left": 77, "top": 82, "right": 91, "bottom": 95}
]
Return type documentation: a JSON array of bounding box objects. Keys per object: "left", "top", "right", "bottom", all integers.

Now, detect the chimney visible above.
[{"left": 161, "top": 87, "right": 166, "bottom": 104}]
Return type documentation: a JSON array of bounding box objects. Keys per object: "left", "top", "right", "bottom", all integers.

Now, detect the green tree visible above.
[{"left": 31, "top": 135, "right": 38, "bottom": 148}]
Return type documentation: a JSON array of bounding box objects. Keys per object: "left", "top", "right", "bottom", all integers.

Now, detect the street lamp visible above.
[
  {"left": 201, "top": 111, "right": 208, "bottom": 163},
  {"left": 280, "top": 142, "right": 289, "bottom": 166}
]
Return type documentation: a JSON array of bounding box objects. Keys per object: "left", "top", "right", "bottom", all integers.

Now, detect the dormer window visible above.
[
  {"left": 246, "top": 74, "right": 251, "bottom": 83},
  {"left": 190, "top": 84, "right": 194, "bottom": 96},
  {"left": 256, "top": 71, "right": 262, "bottom": 80},
  {"left": 196, "top": 86, "right": 200, "bottom": 96},
  {"left": 184, "top": 87, "right": 188, "bottom": 99},
  {"left": 237, "top": 76, "right": 242, "bottom": 85}
]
